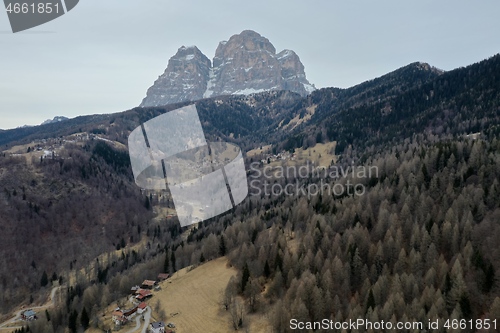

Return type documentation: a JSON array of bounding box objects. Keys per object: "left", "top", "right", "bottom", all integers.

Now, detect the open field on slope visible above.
[
  {"left": 247, "top": 141, "right": 337, "bottom": 169},
  {"left": 292, "top": 141, "right": 337, "bottom": 167},
  {"left": 152, "top": 257, "right": 276, "bottom": 333},
  {"left": 153, "top": 257, "right": 238, "bottom": 333},
  {"left": 280, "top": 104, "right": 317, "bottom": 131},
  {"left": 246, "top": 145, "right": 272, "bottom": 158}
]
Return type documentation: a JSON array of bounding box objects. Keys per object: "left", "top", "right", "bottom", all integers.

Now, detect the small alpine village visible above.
[{"left": 18, "top": 273, "right": 175, "bottom": 333}]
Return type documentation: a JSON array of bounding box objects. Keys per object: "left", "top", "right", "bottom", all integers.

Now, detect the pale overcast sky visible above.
[{"left": 1, "top": 0, "right": 499, "bottom": 129}]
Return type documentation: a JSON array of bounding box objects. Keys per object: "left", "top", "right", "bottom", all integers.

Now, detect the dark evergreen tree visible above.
[
  {"left": 459, "top": 295, "right": 472, "bottom": 319},
  {"left": 219, "top": 236, "right": 227, "bottom": 256},
  {"left": 68, "top": 309, "right": 78, "bottom": 333},
  {"left": 164, "top": 252, "right": 170, "bottom": 273},
  {"left": 81, "top": 307, "right": 90, "bottom": 330},
  {"left": 171, "top": 251, "right": 177, "bottom": 272},
  {"left": 40, "top": 271, "right": 48, "bottom": 287},
  {"left": 366, "top": 289, "right": 375, "bottom": 313},
  {"left": 264, "top": 260, "right": 271, "bottom": 278},
  {"left": 241, "top": 263, "right": 250, "bottom": 293}
]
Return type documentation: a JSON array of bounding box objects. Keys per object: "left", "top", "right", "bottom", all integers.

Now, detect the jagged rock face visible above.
[
  {"left": 141, "top": 46, "right": 211, "bottom": 107},
  {"left": 206, "top": 30, "right": 283, "bottom": 96},
  {"left": 278, "top": 49, "right": 314, "bottom": 95},
  {"left": 140, "top": 30, "right": 315, "bottom": 107}
]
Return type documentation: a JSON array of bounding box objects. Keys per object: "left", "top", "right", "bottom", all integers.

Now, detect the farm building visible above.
[
  {"left": 149, "top": 321, "right": 165, "bottom": 333},
  {"left": 123, "top": 307, "right": 137, "bottom": 319},
  {"left": 137, "top": 302, "right": 148, "bottom": 314},
  {"left": 135, "top": 288, "right": 153, "bottom": 301},
  {"left": 157, "top": 273, "right": 169, "bottom": 281},
  {"left": 111, "top": 310, "right": 127, "bottom": 326},
  {"left": 141, "top": 280, "right": 156, "bottom": 289},
  {"left": 21, "top": 309, "right": 37, "bottom": 321}
]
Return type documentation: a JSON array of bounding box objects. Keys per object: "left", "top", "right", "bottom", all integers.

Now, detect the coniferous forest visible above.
[{"left": 0, "top": 55, "right": 500, "bottom": 332}]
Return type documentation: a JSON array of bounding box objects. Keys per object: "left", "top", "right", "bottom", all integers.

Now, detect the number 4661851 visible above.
[{"left": 6, "top": 2, "right": 60, "bottom": 14}]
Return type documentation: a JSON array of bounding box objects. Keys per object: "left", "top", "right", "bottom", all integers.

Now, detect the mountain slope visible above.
[
  {"left": 278, "top": 55, "right": 500, "bottom": 153},
  {"left": 0, "top": 61, "right": 443, "bottom": 150},
  {"left": 0, "top": 138, "right": 153, "bottom": 313},
  {"left": 1, "top": 54, "right": 500, "bottom": 326}
]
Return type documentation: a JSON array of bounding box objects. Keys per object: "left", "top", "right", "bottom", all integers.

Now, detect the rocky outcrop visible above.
[
  {"left": 140, "top": 30, "right": 315, "bottom": 107},
  {"left": 41, "top": 116, "right": 69, "bottom": 126},
  {"left": 141, "top": 46, "right": 211, "bottom": 107},
  {"left": 278, "top": 49, "right": 315, "bottom": 96}
]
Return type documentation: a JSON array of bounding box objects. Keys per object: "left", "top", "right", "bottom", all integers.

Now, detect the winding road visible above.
[
  {"left": 0, "top": 285, "right": 62, "bottom": 330},
  {"left": 124, "top": 307, "right": 151, "bottom": 333},
  {"left": 0, "top": 287, "right": 152, "bottom": 333}
]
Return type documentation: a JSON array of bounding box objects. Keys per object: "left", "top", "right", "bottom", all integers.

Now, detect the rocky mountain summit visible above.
[
  {"left": 41, "top": 116, "right": 69, "bottom": 126},
  {"left": 140, "top": 30, "right": 315, "bottom": 107}
]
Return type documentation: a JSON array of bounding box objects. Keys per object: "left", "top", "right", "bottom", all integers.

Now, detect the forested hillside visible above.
[
  {"left": 1, "top": 54, "right": 500, "bottom": 332},
  {"left": 0, "top": 140, "right": 153, "bottom": 313},
  {"left": 223, "top": 136, "right": 500, "bottom": 332}
]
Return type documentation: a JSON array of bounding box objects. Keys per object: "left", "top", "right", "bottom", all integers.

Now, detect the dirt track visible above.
[{"left": 0, "top": 285, "right": 62, "bottom": 330}]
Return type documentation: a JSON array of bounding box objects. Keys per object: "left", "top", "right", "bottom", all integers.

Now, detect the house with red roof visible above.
[
  {"left": 157, "top": 273, "right": 170, "bottom": 281},
  {"left": 135, "top": 288, "right": 152, "bottom": 301},
  {"left": 112, "top": 310, "right": 127, "bottom": 326},
  {"left": 141, "top": 280, "right": 156, "bottom": 289},
  {"left": 137, "top": 302, "right": 148, "bottom": 314}
]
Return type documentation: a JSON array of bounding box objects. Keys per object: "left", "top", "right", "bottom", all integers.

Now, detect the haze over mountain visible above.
[
  {"left": 140, "top": 30, "right": 315, "bottom": 107},
  {"left": 10, "top": 116, "right": 70, "bottom": 131}
]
